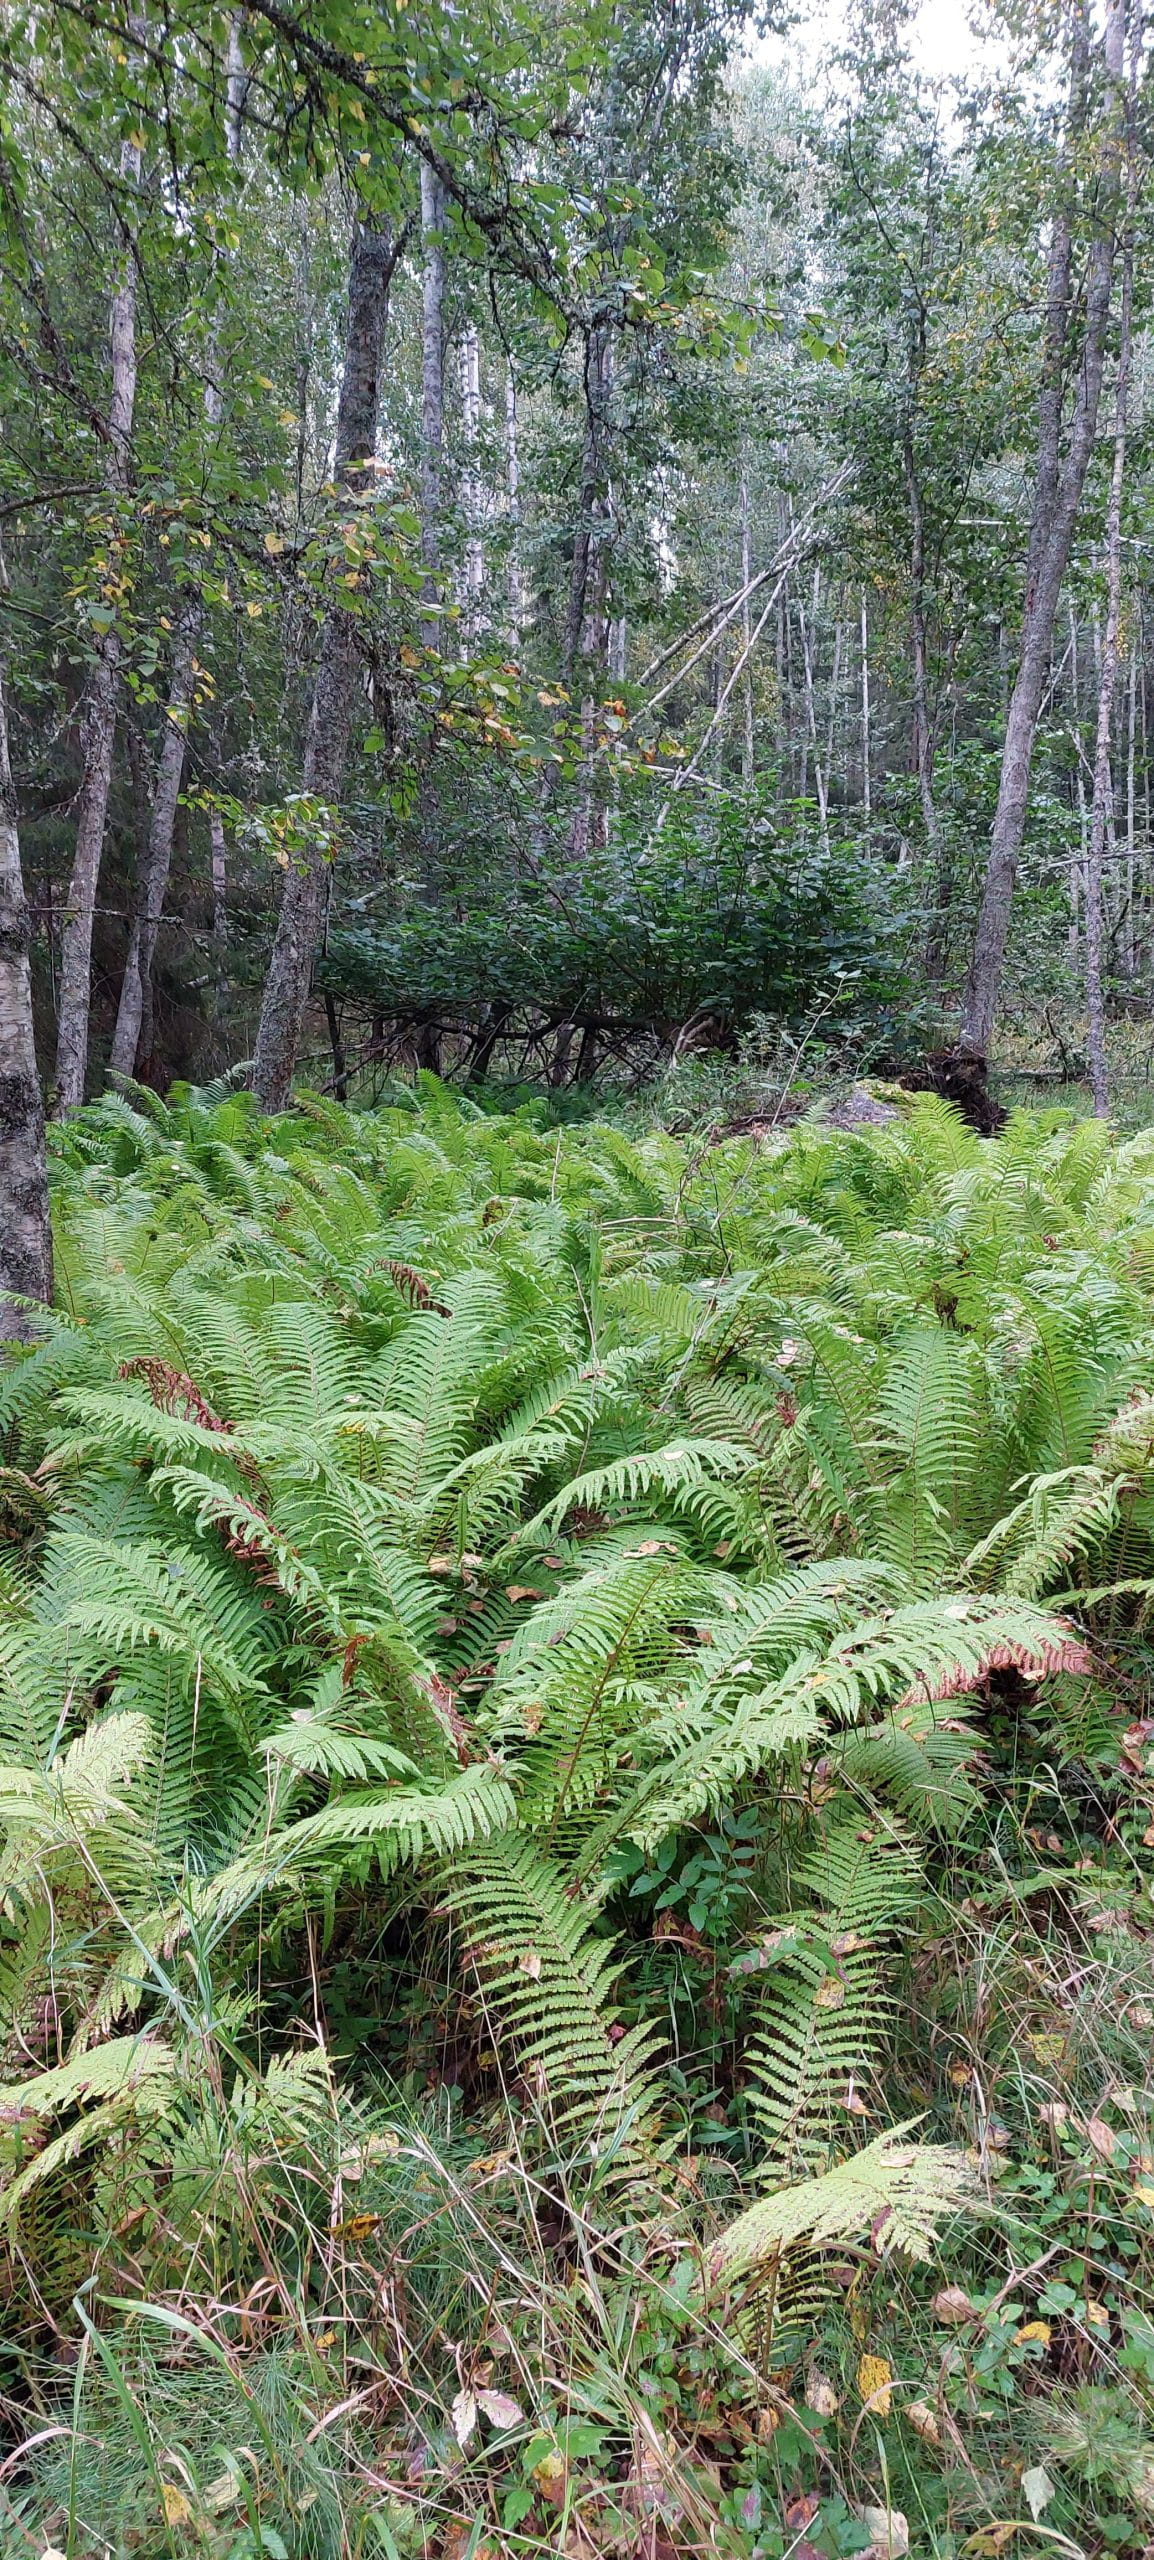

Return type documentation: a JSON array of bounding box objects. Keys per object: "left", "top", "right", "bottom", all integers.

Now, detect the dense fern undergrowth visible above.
[{"left": 4, "top": 1081, "right": 1154, "bottom": 2557}]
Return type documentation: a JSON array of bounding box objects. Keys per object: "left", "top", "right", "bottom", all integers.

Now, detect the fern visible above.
[{"left": 704, "top": 2123, "right": 977, "bottom": 2286}]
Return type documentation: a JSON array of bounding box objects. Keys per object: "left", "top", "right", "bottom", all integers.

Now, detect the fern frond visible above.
[{"left": 704, "top": 2124, "right": 977, "bottom": 2285}]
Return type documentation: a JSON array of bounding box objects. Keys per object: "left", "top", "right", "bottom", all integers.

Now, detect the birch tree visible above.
[
  {"left": 251, "top": 211, "right": 401, "bottom": 1111},
  {"left": 961, "top": 0, "right": 1128, "bottom": 1055},
  {"left": 0, "top": 643, "right": 52, "bottom": 1330},
  {"left": 52, "top": 88, "right": 142, "bottom": 1112}
]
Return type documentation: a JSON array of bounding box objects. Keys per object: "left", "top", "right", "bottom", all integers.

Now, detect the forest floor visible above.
[{"left": 2, "top": 1078, "right": 1154, "bottom": 2560}]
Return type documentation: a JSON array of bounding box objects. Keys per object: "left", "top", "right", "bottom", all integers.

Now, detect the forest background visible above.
[
  {"left": 1, "top": 0, "right": 1151, "bottom": 1210},
  {"left": 7, "top": 3, "right": 1154, "bottom": 2558}
]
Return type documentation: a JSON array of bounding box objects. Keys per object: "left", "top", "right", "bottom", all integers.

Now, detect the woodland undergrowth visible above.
[{"left": 3, "top": 1080, "right": 1154, "bottom": 2559}]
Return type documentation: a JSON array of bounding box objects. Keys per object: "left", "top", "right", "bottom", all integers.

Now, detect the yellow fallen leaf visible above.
[
  {"left": 1133, "top": 2184, "right": 1154, "bottom": 2209},
  {"left": 857, "top": 2353, "right": 892, "bottom": 2417},
  {"left": 161, "top": 2483, "right": 194, "bottom": 2526},
  {"left": 1015, "top": 2320, "right": 1051, "bottom": 2346}
]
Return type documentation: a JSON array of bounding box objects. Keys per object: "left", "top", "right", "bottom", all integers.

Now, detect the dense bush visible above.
[{"left": 322, "top": 789, "right": 922, "bottom": 1069}]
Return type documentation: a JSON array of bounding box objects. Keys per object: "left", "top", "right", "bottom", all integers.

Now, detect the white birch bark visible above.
[
  {"left": 0, "top": 647, "right": 52, "bottom": 1329},
  {"left": 53, "top": 106, "right": 141, "bottom": 1110}
]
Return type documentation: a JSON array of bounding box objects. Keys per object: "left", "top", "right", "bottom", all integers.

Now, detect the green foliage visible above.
[
  {"left": 323, "top": 788, "right": 921, "bottom": 1057},
  {"left": 6, "top": 1084, "right": 1154, "bottom": 2552}
]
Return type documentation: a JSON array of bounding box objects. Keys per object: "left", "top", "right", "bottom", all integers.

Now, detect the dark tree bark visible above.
[
  {"left": 0, "top": 653, "right": 52, "bottom": 1332},
  {"left": 962, "top": 0, "right": 1125, "bottom": 1053},
  {"left": 564, "top": 323, "right": 613, "bottom": 684},
  {"left": 109, "top": 599, "right": 198, "bottom": 1079},
  {"left": 251, "top": 214, "right": 399, "bottom": 1113}
]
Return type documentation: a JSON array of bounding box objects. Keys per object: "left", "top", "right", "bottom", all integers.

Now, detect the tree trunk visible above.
[
  {"left": 459, "top": 321, "right": 484, "bottom": 646},
  {"left": 417, "top": 166, "right": 446, "bottom": 905},
  {"left": 1085, "top": 23, "right": 1137, "bottom": 1116},
  {"left": 109, "top": 601, "right": 198, "bottom": 1078},
  {"left": 53, "top": 117, "right": 141, "bottom": 1112},
  {"left": 860, "top": 589, "right": 871, "bottom": 820},
  {"left": 109, "top": 24, "right": 243, "bottom": 1084},
  {"left": 251, "top": 215, "right": 398, "bottom": 1113},
  {"left": 739, "top": 467, "right": 754, "bottom": 785},
  {"left": 505, "top": 364, "right": 523, "bottom": 636},
  {"left": 961, "top": 0, "right": 1125, "bottom": 1054},
  {"left": 0, "top": 652, "right": 52, "bottom": 1331},
  {"left": 419, "top": 164, "right": 445, "bottom": 629},
  {"left": 564, "top": 324, "right": 613, "bottom": 683},
  {"left": 903, "top": 420, "right": 949, "bottom": 976},
  {"left": 210, "top": 805, "right": 228, "bottom": 947}
]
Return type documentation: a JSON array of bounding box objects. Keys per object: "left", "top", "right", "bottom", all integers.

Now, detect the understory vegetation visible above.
[{"left": 2, "top": 1081, "right": 1154, "bottom": 2556}]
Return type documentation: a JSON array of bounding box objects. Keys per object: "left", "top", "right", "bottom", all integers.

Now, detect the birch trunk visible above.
[
  {"left": 505, "top": 366, "right": 523, "bottom": 636},
  {"left": 860, "top": 589, "right": 871, "bottom": 820},
  {"left": 416, "top": 165, "right": 446, "bottom": 917},
  {"left": 962, "top": 0, "right": 1125, "bottom": 1054},
  {"left": 1085, "top": 37, "right": 1136, "bottom": 1115},
  {"left": 251, "top": 215, "right": 398, "bottom": 1112},
  {"left": 109, "top": 600, "right": 198, "bottom": 1079},
  {"left": 1124, "top": 649, "right": 1137, "bottom": 975},
  {"left": 739, "top": 469, "right": 754, "bottom": 785},
  {"left": 0, "top": 653, "right": 52, "bottom": 1330},
  {"left": 109, "top": 21, "right": 243, "bottom": 1081},
  {"left": 53, "top": 114, "right": 140, "bottom": 1111},
  {"left": 564, "top": 325, "right": 612, "bottom": 682},
  {"left": 459, "top": 322, "right": 483, "bottom": 645},
  {"left": 419, "top": 164, "right": 445, "bottom": 629},
  {"left": 904, "top": 424, "right": 948, "bottom": 975},
  {"left": 566, "top": 329, "right": 614, "bottom": 859},
  {"left": 210, "top": 806, "right": 228, "bottom": 947}
]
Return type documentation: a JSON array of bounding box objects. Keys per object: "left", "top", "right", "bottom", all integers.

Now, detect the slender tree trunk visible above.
[
  {"left": 904, "top": 423, "right": 948, "bottom": 975},
  {"left": 53, "top": 116, "right": 141, "bottom": 1111},
  {"left": 564, "top": 324, "right": 613, "bottom": 683},
  {"left": 459, "top": 321, "right": 483, "bottom": 646},
  {"left": 1070, "top": 604, "right": 1084, "bottom": 968},
  {"left": 962, "top": 0, "right": 1125, "bottom": 1053},
  {"left": 416, "top": 165, "right": 446, "bottom": 922},
  {"left": 210, "top": 806, "right": 228, "bottom": 947},
  {"left": 797, "top": 572, "right": 829, "bottom": 849},
  {"left": 251, "top": 215, "right": 398, "bottom": 1112},
  {"left": 109, "top": 601, "right": 198, "bottom": 1078},
  {"left": 826, "top": 605, "right": 844, "bottom": 813},
  {"left": 505, "top": 364, "right": 523, "bottom": 637},
  {"left": 419, "top": 164, "right": 445, "bottom": 629},
  {"left": 1124, "top": 647, "right": 1137, "bottom": 976},
  {"left": 0, "top": 650, "right": 52, "bottom": 1330},
  {"left": 110, "top": 23, "right": 244, "bottom": 1083},
  {"left": 739, "top": 468, "right": 754, "bottom": 785},
  {"left": 1085, "top": 39, "right": 1136, "bottom": 1115},
  {"left": 860, "top": 589, "right": 871, "bottom": 819},
  {"left": 566, "top": 330, "right": 615, "bottom": 860}
]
